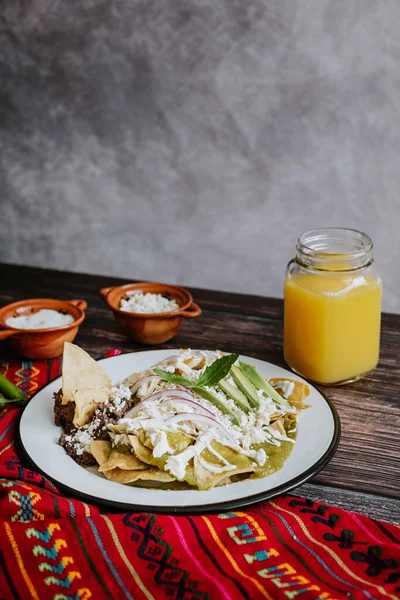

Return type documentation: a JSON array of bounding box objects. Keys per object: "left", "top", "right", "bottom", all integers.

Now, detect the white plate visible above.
[{"left": 18, "top": 350, "right": 340, "bottom": 513}]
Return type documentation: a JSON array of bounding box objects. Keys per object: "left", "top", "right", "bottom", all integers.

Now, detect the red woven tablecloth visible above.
[{"left": 0, "top": 356, "right": 399, "bottom": 600}]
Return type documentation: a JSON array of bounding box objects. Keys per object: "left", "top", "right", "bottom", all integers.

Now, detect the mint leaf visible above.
[
  {"left": 153, "top": 369, "right": 194, "bottom": 388},
  {"left": 154, "top": 354, "right": 239, "bottom": 390},
  {"left": 195, "top": 354, "right": 239, "bottom": 388}
]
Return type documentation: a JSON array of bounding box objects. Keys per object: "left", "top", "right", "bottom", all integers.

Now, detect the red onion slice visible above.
[
  {"left": 144, "top": 389, "right": 195, "bottom": 402},
  {"left": 123, "top": 391, "right": 216, "bottom": 419},
  {"left": 164, "top": 413, "right": 238, "bottom": 446},
  {"left": 124, "top": 400, "right": 151, "bottom": 419},
  {"left": 130, "top": 375, "right": 161, "bottom": 395},
  {"left": 160, "top": 397, "right": 216, "bottom": 417}
]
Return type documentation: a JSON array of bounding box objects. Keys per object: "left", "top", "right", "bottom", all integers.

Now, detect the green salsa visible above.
[{"left": 251, "top": 431, "right": 296, "bottom": 479}]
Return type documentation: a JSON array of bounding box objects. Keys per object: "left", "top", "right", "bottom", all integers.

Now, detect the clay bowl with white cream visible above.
[
  {"left": 99, "top": 282, "right": 201, "bottom": 345},
  {"left": 0, "top": 298, "right": 87, "bottom": 359}
]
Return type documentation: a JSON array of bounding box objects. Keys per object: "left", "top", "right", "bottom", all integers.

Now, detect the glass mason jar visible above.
[{"left": 284, "top": 228, "right": 382, "bottom": 385}]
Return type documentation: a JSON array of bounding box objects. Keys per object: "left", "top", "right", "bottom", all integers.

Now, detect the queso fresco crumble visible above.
[{"left": 120, "top": 292, "right": 179, "bottom": 314}]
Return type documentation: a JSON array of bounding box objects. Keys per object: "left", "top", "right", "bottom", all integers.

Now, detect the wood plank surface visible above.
[{"left": 0, "top": 262, "right": 399, "bottom": 522}]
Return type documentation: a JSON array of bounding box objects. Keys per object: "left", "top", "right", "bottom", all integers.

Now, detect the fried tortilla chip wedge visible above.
[
  {"left": 270, "top": 416, "right": 286, "bottom": 436},
  {"left": 91, "top": 440, "right": 113, "bottom": 466},
  {"left": 194, "top": 454, "right": 254, "bottom": 491},
  {"left": 62, "top": 342, "right": 111, "bottom": 405},
  {"left": 268, "top": 378, "right": 310, "bottom": 410},
  {"left": 72, "top": 387, "right": 110, "bottom": 428},
  {"left": 129, "top": 435, "right": 197, "bottom": 486},
  {"left": 104, "top": 467, "right": 175, "bottom": 485},
  {"left": 129, "top": 435, "right": 163, "bottom": 467},
  {"left": 99, "top": 450, "right": 148, "bottom": 473},
  {"left": 182, "top": 354, "right": 206, "bottom": 370},
  {"left": 193, "top": 440, "right": 254, "bottom": 491},
  {"left": 217, "top": 476, "right": 231, "bottom": 487},
  {"left": 194, "top": 441, "right": 254, "bottom": 490},
  {"left": 91, "top": 440, "right": 174, "bottom": 484},
  {"left": 103, "top": 468, "right": 146, "bottom": 484},
  {"left": 139, "top": 430, "right": 192, "bottom": 454},
  {"left": 284, "top": 412, "right": 297, "bottom": 433}
]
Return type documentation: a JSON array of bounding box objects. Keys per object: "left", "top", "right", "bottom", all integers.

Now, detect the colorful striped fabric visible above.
[{"left": 0, "top": 356, "right": 399, "bottom": 600}]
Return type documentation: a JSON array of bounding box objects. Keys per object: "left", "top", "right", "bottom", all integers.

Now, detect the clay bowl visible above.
[
  {"left": 0, "top": 298, "right": 87, "bottom": 359},
  {"left": 99, "top": 282, "right": 202, "bottom": 345}
]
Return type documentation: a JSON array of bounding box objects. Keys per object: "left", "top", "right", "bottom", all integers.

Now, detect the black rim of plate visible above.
[{"left": 16, "top": 370, "right": 341, "bottom": 515}]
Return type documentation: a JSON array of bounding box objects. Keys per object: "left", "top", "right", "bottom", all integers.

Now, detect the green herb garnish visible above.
[
  {"left": 154, "top": 353, "right": 239, "bottom": 390},
  {"left": 152, "top": 372, "right": 195, "bottom": 387}
]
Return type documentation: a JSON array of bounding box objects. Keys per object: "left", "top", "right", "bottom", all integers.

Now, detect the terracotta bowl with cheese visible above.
[
  {"left": 99, "top": 282, "right": 202, "bottom": 345},
  {"left": 0, "top": 298, "right": 87, "bottom": 358}
]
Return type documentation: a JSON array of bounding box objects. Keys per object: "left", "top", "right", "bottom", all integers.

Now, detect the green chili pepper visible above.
[
  {"left": 0, "top": 394, "right": 24, "bottom": 409},
  {"left": 0, "top": 373, "right": 26, "bottom": 410}
]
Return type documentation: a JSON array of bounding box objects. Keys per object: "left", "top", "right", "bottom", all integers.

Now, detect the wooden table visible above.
[{"left": 1, "top": 263, "right": 399, "bottom": 524}]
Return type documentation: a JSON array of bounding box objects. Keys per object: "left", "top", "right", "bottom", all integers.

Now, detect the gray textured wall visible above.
[{"left": 1, "top": 1, "right": 399, "bottom": 312}]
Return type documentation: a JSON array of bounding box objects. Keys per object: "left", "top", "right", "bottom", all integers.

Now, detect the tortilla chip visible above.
[
  {"left": 268, "top": 378, "right": 310, "bottom": 410},
  {"left": 270, "top": 412, "right": 284, "bottom": 422},
  {"left": 217, "top": 476, "right": 231, "bottom": 487},
  {"left": 194, "top": 441, "right": 254, "bottom": 491},
  {"left": 284, "top": 413, "right": 297, "bottom": 434},
  {"left": 91, "top": 440, "right": 112, "bottom": 466},
  {"left": 91, "top": 439, "right": 175, "bottom": 484},
  {"left": 140, "top": 470, "right": 176, "bottom": 483},
  {"left": 139, "top": 430, "right": 192, "bottom": 454},
  {"left": 104, "top": 467, "right": 175, "bottom": 484},
  {"left": 133, "top": 480, "right": 191, "bottom": 490},
  {"left": 99, "top": 450, "right": 147, "bottom": 473},
  {"left": 72, "top": 387, "right": 110, "bottom": 428},
  {"left": 62, "top": 342, "right": 111, "bottom": 405},
  {"left": 129, "top": 435, "right": 197, "bottom": 487},
  {"left": 270, "top": 417, "right": 286, "bottom": 436},
  {"left": 194, "top": 457, "right": 253, "bottom": 491},
  {"left": 129, "top": 435, "right": 162, "bottom": 466},
  {"left": 183, "top": 354, "right": 206, "bottom": 370}
]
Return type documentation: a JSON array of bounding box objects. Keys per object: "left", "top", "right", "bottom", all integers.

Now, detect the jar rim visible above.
[
  {"left": 295, "top": 228, "right": 374, "bottom": 272},
  {"left": 297, "top": 227, "right": 373, "bottom": 259}
]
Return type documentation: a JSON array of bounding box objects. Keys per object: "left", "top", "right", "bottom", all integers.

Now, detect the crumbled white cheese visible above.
[
  {"left": 110, "top": 385, "right": 131, "bottom": 405},
  {"left": 112, "top": 433, "right": 130, "bottom": 447},
  {"left": 120, "top": 292, "right": 179, "bottom": 314},
  {"left": 73, "top": 428, "right": 93, "bottom": 451}
]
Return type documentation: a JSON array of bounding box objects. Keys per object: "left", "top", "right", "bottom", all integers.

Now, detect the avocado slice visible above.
[
  {"left": 192, "top": 386, "right": 241, "bottom": 426},
  {"left": 218, "top": 379, "right": 251, "bottom": 413},
  {"left": 238, "top": 362, "right": 290, "bottom": 406},
  {"left": 230, "top": 366, "right": 260, "bottom": 409}
]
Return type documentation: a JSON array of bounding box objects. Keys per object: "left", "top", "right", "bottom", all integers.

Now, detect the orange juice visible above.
[{"left": 284, "top": 272, "right": 382, "bottom": 384}]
